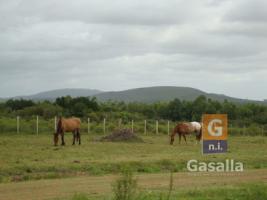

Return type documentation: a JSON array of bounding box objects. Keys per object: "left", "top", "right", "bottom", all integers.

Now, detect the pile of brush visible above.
[{"left": 100, "top": 129, "right": 144, "bottom": 143}]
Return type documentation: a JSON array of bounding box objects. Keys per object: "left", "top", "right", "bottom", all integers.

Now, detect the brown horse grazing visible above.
[
  {"left": 54, "top": 117, "right": 81, "bottom": 146},
  {"left": 170, "top": 122, "right": 202, "bottom": 145}
]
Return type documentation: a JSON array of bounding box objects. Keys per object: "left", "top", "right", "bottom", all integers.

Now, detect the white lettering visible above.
[
  {"left": 187, "top": 159, "right": 244, "bottom": 172},
  {"left": 208, "top": 119, "right": 223, "bottom": 136},
  {"left": 187, "top": 159, "right": 198, "bottom": 172}
]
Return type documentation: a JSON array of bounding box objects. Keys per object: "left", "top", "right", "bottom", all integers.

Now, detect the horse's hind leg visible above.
[
  {"left": 61, "top": 133, "right": 65, "bottom": 146},
  {"left": 76, "top": 129, "right": 79, "bottom": 142},
  {"left": 195, "top": 133, "right": 199, "bottom": 144},
  {"left": 178, "top": 133, "right": 181, "bottom": 144},
  {"left": 72, "top": 131, "right": 76, "bottom": 145}
]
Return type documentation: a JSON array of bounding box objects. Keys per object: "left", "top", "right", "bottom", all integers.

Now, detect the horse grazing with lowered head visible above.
[
  {"left": 170, "top": 121, "right": 202, "bottom": 145},
  {"left": 54, "top": 117, "right": 81, "bottom": 146}
]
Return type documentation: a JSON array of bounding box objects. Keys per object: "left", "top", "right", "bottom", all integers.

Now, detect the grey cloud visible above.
[
  {"left": 15, "top": 0, "right": 209, "bottom": 26},
  {"left": 0, "top": 0, "right": 266, "bottom": 100},
  {"left": 211, "top": 22, "right": 267, "bottom": 39},
  {"left": 224, "top": 0, "right": 267, "bottom": 23}
]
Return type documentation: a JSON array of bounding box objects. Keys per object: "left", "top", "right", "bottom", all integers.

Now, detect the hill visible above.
[
  {"left": 12, "top": 88, "right": 102, "bottom": 100},
  {"left": 2, "top": 86, "right": 265, "bottom": 104},
  {"left": 93, "top": 86, "right": 258, "bottom": 103}
]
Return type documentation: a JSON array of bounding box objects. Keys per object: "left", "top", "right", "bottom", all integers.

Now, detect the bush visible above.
[
  {"left": 244, "top": 124, "right": 264, "bottom": 136},
  {"left": 112, "top": 169, "right": 137, "bottom": 200},
  {"left": 229, "top": 124, "right": 265, "bottom": 136},
  {"left": 71, "top": 193, "right": 90, "bottom": 200}
]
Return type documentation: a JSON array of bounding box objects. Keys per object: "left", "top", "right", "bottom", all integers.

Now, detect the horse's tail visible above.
[{"left": 196, "top": 126, "right": 202, "bottom": 141}]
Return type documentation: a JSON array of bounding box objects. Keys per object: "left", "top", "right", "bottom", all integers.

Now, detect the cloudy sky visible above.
[{"left": 0, "top": 0, "right": 266, "bottom": 100}]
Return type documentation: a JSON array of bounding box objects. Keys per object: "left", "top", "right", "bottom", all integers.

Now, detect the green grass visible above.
[
  {"left": 64, "top": 183, "right": 267, "bottom": 200},
  {"left": 137, "top": 183, "right": 267, "bottom": 200},
  {"left": 0, "top": 133, "right": 266, "bottom": 183}
]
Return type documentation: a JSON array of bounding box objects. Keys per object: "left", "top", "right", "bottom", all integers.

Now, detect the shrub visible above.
[
  {"left": 71, "top": 193, "right": 90, "bottom": 200},
  {"left": 112, "top": 169, "right": 137, "bottom": 200}
]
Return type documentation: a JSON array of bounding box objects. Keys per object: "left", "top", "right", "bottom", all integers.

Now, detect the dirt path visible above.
[{"left": 0, "top": 169, "right": 266, "bottom": 200}]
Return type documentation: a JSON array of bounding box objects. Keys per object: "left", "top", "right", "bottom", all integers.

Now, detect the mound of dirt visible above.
[{"left": 100, "top": 129, "right": 144, "bottom": 143}]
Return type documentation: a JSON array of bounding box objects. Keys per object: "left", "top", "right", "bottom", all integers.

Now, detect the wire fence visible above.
[
  {"left": 0, "top": 116, "right": 266, "bottom": 136},
  {"left": 0, "top": 116, "right": 176, "bottom": 135}
]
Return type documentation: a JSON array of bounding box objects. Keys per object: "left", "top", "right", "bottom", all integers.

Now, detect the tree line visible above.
[{"left": 1, "top": 95, "right": 267, "bottom": 126}]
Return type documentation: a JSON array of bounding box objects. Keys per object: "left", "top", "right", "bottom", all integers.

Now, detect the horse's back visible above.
[
  {"left": 176, "top": 122, "right": 193, "bottom": 134},
  {"left": 190, "top": 121, "right": 201, "bottom": 131},
  {"left": 175, "top": 122, "right": 201, "bottom": 133},
  {"left": 71, "top": 117, "right": 81, "bottom": 125},
  {"left": 62, "top": 117, "right": 81, "bottom": 132}
]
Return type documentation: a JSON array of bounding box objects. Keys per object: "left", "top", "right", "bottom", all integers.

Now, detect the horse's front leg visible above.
[
  {"left": 77, "top": 129, "right": 81, "bottom": 145},
  {"left": 170, "top": 136, "right": 174, "bottom": 145},
  {"left": 61, "top": 133, "right": 65, "bottom": 146},
  {"left": 183, "top": 135, "right": 187, "bottom": 144},
  {"left": 178, "top": 133, "right": 181, "bottom": 144}
]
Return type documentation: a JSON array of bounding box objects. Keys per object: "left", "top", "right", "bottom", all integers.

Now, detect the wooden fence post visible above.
[
  {"left": 103, "top": 118, "right": 106, "bottom": 134},
  {"left": 167, "top": 120, "right": 170, "bottom": 135},
  {"left": 118, "top": 118, "right": 122, "bottom": 129},
  {"left": 131, "top": 120, "right": 134, "bottom": 133},
  {"left": 17, "top": 116, "right": 20, "bottom": 134},
  {"left": 36, "top": 115, "right": 39, "bottom": 135},
  {"left": 88, "top": 118, "right": 90, "bottom": 134},
  {"left": 54, "top": 116, "right": 57, "bottom": 132},
  {"left": 144, "top": 120, "right": 147, "bottom": 135},
  {"left": 156, "top": 120, "right": 159, "bottom": 135}
]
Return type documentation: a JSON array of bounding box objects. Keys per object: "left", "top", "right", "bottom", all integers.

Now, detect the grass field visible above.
[{"left": 0, "top": 133, "right": 266, "bottom": 199}]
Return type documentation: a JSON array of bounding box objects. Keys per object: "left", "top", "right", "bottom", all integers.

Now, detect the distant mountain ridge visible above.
[
  {"left": 2, "top": 86, "right": 265, "bottom": 104},
  {"left": 93, "top": 86, "right": 260, "bottom": 104},
  {"left": 94, "top": 87, "right": 206, "bottom": 102},
  {"left": 12, "top": 88, "right": 102, "bottom": 100}
]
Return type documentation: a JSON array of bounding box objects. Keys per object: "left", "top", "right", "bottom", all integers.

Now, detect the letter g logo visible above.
[{"left": 208, "top": 119, "right": 223, "bottom": 136}]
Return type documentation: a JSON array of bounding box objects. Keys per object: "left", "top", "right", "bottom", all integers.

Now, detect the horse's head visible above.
[
  {"left": 54, "top": 133, "right": 59, "bottom": 146},
  {"left": 54, "top": 117, "right": 63, "bottom": 146},
  {"left": 170, "top": 134, "right": 175, "bottom": 145},
  {"left": 170, "top": 125, "right": 179, "bottom": 145}
]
